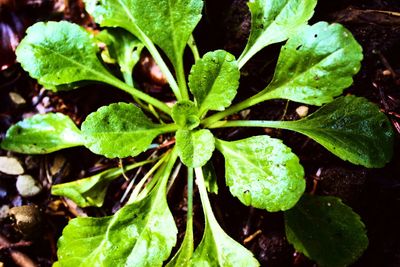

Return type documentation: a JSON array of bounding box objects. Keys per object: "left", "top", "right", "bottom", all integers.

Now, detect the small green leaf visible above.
[
  {"left": 56, "top": 156, "right": 178, "bottom": 266},
  {"left": 176, "top": 129, "right": 215, "bottom": 168},
  {"left": 285, "top": 194, "right": 368, "bottom": 267},
  {"left": 279, "top": 96, "right": 394, "bottom": 167},
  {"left": 192, "top": 168, "right": 259, "bottom": 267},
  {"left": 239, "top": 0, "right": 317, "bottom": 67},
  {"left": 202, "top": 162, "right": 218, "bottom": 194},
  {"left": 81, "top": 103, "right": 177, "bottom": 158},
  {"left": 96, "top": 28, "right": 144, "bottom": 81},
  {"left": 1, "top": 113, "right": 83, "bottom": 154},
  {"left": 215, "top": 136, "right": 305, "bottom": 212},
  {"left": 16, "top": 21, "right": 115, "bottom": 90},
  {"left": 189, "top": 50, "right": 240, "bottom": 114},
  {"left": 171, "top": 101, "right": 200, "bottom": 130},
  {"left": 261, "top": 22, "right": 363, "bottom": 105},
  {"left": 85, "top": 0, "right": 203, "bottom": 70},
  {"left": 52, "top": 168, "right": 120, "bottom": 207}
]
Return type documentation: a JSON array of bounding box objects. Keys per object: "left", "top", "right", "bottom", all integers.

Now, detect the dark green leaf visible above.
[
  {"left": 215, "top": 136, "right": 305, "bottom": 212},
  {"left": 96, "top": 28, "right": 144, "bottom": 82},
  {"left": 16, "top": 21, "right": 116, "bottom": 90},
  {"left": 239, "top": 0, "right": 317, "bottom": 67},
  {"left": 278, "top": 96, "right": 394, "bottom": 167},
  {"left": 1, "top": 113, "right": 83, "bottom": 154},
  {"left": 285, "top": 194, "right": 368, "bottom": 267},
  {"left": 261, "top": 22, "right": 363, "bottom": 105},
  {"left": 56, "top": 154, "right": 178, "bottom": 266},
  {"left": 81, "top": 103, "right": 177, "bottom": 158},
  {"left": 189, "top": 50, "right": 240, "bottom": 114},
  {"left": 171, "top": 101, "right": 200, "bottom": 130},
  {"left": 84, "top": 0, "right": 203, "bottom": 69},
  {"left": 176, "top": 129, "right": 215, "bottom": 167}
]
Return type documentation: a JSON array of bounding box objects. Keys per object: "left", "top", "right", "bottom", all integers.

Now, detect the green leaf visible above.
[
  {"left": 81, "top": 103, "right": 177, "bottom": 158},
  {"left": 285, "top": 194, "right": 368, "bottom": 267},
  {"left": 278, "top": 96, "right": 394, "bottom": 168},
  {"left": 165, "top": 219, "right": 193, "bottom": 267},
  {"left": 171, "top": 101, "right": 200, "bottom": 130},
  {"left": 202, "top": 162, "right": 218, "bottom": 194},
  {"left": 51, "top": 160, "right": 151, "bottom": 207},
  {"left": 191, "top": 168, "right": 259, "bottom": 267},
  {"left": 261, "top": 22, "right": 363, "bottom": 105},
  {"left": 189, "top": 50, "right": 240, "bottom": 114},
  {"left": 96, "top": 28, "right": 144, "bottom": 81},
  {"left": 1, "top": 113, "right": 83, "bottom": 154},
  {"left": 239, "top": 0, "right": 317, "bottom": 67},
  {"left": 84, "top": 0, "right": 203, "bottom": 69},
  {"left": 215, "top": 136, "right": 305, "bottom": 212},
  {"left": 16, "top": 21, "right": 115, "bottom": 90},
  {"left": 56, "top": 154, "right": 178, "bottom": 266},
  {"left": 176, "top": 129, "right": 215, "bottom": 168}
]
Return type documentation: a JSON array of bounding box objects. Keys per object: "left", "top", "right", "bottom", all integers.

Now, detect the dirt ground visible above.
[{"left": 1, "top": 0, "right": 400, "bottom": 266}]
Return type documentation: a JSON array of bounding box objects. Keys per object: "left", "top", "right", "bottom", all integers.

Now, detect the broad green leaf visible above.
[
  {"left": 52, "top": 160, "right": 151, "bottom": 207},
  {"left": 276, "top": 96, "right": 394, "bottom": 168},
  {"left": 285, "top": 194, "right": 368, "bottom": 267},
  {"left": 81, "top": 102, "right": 177, "bottom": 158},
  {"left": 1, "top": 113, "right": 83, "bottom": 154},
  {"left": 96, "top": 28, "right": 144, "bottom": 82},
  {"left": 84, "top": 0, "right": 203, "bottom": 69},
  {"left": 260, "top": 22, "right": 363, "bottom": 105},
  {"left": 239, "top": 0, "right": 317, "bottom": 67},
  {"left": 215, "top": 136, "right": 305, "bottom": 212},
  {"left": 189, "top": 50, "right": 240, "bottom": 114},
  {"left": 191, "top": 168, "right": 259, "bottom": 267},
  {"left": 203, "top": 162, "right": 218, "bottom": 194},
  {"left": 171, "top": 101, "right": 200, "bottom": 130},
  {"left": 56, "top": 155, "right": 178, "bottom": 266},
  {"left": 176, "top": 129, "right": 215, "bottom": 168},
  {"left": 16, "top": 21, "right": 115, "bottom": 90}
]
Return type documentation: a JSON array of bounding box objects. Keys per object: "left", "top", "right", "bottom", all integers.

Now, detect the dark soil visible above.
[{"left": 1, "top": 0, "right": 400, "bottom": 266}]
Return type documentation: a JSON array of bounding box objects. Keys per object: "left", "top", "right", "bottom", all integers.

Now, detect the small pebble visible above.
[
  {"left": 296, "top": 105, "right": 309, "bottom": 118},
  {"left": 16, "top": 175, "right": 42, "bottom": 197},
  {"left": 0, "top": 156, "right": 24, "bottom": 175},
  {"left": 9, "top": 92, "right": 26, "bottom": 105},
  {"left": 0, "top": 205, "right": 10, "bottom": 219},
  {"left": 8, "top": 205, "right": 42, "bottom": 238}
]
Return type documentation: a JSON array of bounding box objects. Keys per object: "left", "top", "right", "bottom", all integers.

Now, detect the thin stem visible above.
[
  {"left": 128, "top": 152, "right": 170, "bottom": 203},
  {"left": 176, "top": 61, "right": 189, "bottom": 100},
  {"left": 207, "top": 119, "right": 293, "bottom": 130},
  {"left": 201, "top": 89, "right": 277, "bottom": 127},
  {"left": 195, "top": 167, "right": 215, "bottom": 224},
  {"left": 187, "top": 168, "right": 194, "bottom": 225},
  {"left": 139, "top": 33, "right": 182, "bottom": 100},
  {"left": 104, "top": 76, "right": 172, "bottom": 115},
  {"left": 188, "top": 35, "right": 200, "bottom": 62},
  {"left": 122, "top": 71, "right": 155, "bottom": 114}
]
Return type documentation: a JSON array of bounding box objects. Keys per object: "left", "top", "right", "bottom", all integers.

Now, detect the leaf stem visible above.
[
  {"left": 187, "top": 168, "right": 194, "bottom": 226},
  {"left": 104, "top": 76, "right": 172, "bottom": 115},
  {"left": 176, "top": 61, "right": 189, "bottom": 100},
  {"left": 138, "top": 33, "right": 182, "bottom": 100},
  {"left": 128, "top": 151, "right": 170, "bottom": 203},
  {"left": 201, "top": 89, "right": 278, "bottom": 127},
  {"left": 195, "top": 167, "right": 216, "bottom": 224},
  {"left": 207, "top": 120, "right": 293, "bottom": 130},
  {"left": 188, "top": 35, "right": 200, "bottom": 62}
]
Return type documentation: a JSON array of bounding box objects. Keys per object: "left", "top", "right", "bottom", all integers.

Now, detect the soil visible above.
[{"left": 1, "top": 0, "right": 400, "bottom": 266}]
